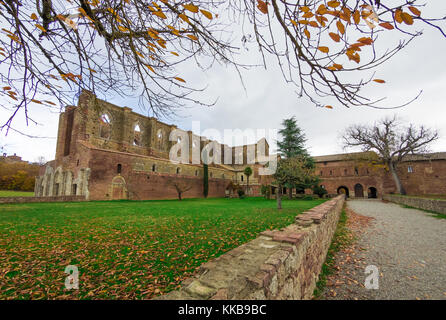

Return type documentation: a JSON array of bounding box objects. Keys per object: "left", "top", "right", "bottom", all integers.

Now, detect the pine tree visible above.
[
  {"left": 276, "top": 117, "right": 315, "bottom": 200},
  {"left": 277, "top": 117, "right": 308, "bottom": 159}
]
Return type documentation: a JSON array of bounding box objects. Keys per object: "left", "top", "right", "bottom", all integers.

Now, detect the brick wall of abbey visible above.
[
  {"left": 315, "top": 154, "right": 446, "bottom": 198},
  {"left": 36, "top": 90, "right": 269, "bottom": 200}
]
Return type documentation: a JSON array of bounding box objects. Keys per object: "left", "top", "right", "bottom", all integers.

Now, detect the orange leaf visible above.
[
  {"left": 327, "top": 1, "right": 340, "bottom": 8},
  {"left": 318, "top": 46, "right": 329, "bottom": 53},
  {"left": 31, "top": 99, "right": 42, "bottom": 104},
  {"left": 2, "top": 86, "right": 11, "bottom": 90},
  {"left": 336, "top": 21, "right": 345, "bottom": 34},
  {"left": 325, "top": 105, "right": 333, "bottom": 109},
  {"left": 35, "top": 24, "right": 46, "bottom": 33},
  {"left": 304, "top": 29, "right": 310, "bottom": 39},
  {"left": 183, "top": 4, "right": 199, "bottom": 13},
  {"left": 315, "top": 16, "right": 327, "bottom": 27},
  {"left": 401, "top": 12, "right": 414, "bottom": 25},
  {"left": 187, "top": 34, "right": 198, "bottom": 41},
  {"left": 171, "top": 51, "right": 179, "bottom": 56},
  {"left": 379, "top": 22, "right": 394, "bottom": 30},
  {"left": 257, "top": 0, "right": 268, "bottom": 14},
  {"left": 200, "top": 9, "right": 213, "bottom": 20},
  {"left": 174, "top": 77, "right": 186, "bottom": 83},
  {"left": 302, "top": 12, "right": 314, "bottom": 19},
  {"left": 408, "top": 6, "right": 421, "bottom": 17},
  {"left": 395, "top": 9, "right": 403, "bottom": 24},
  {"left": 145, "top": 64, "right": 155, "bottom": 72},
  {"left": 300, "top": 6, "right": 310, "bottom": 13},
  {"left": 358, "top": 37, "right": 373, "bottom": 45},
  {"left": 353, "top": 10, "right": 360, "bottom": 24},
  {"left": 179, "top": 13, "right": 190, "bottom": 23},
  {"left": 153, "top": 11, "right": 167, "bottom": 19},
  {"left": 333, "top": 63, "right": 343, "bottom": 70},
  {"left": 30, "top": 13, "right": 38, "bottom": 21},
  {"left": 290, "top": 19, "right": 298, "bottom": 27},
  {"left": 329, "top": 32, "right": 340, "bottom": 42},
  {"left": 373, "top": 79, "right": 385, "bottom": 84},
  {"left": 308, "top": 21, "right": 319, "bottom": 28},
  {"left": 316, "top": 4, "right": 327, "bottom": 15}
]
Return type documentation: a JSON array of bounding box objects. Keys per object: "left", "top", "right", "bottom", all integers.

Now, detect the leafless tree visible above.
[
  {"left": 168, "top": 179, "right": 192, "bottom": 200},
  {"left": 35, "top": 155, "right": 46, "bottom": 165},
  {"left": 1, "top": 0, "right": 445, "bottom": 134},
  {"left": 342, "top": 115, "right": 439, "bottom": 194}
]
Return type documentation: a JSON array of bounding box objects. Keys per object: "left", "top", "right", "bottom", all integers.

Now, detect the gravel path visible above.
[{"left": 323, "top": 199, "right": 446, "bottom": 300}]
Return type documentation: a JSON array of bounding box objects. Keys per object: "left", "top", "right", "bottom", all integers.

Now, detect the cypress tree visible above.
[{"left": 203, "top": 163, "right": 209, "bottom": 198}]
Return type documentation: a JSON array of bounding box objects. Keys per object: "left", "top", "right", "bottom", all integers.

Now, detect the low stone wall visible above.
[
  {"left": 156, "top": 195, "right": 345, "bottom": 300},
  {"left": 383, "top": 194, "right": 446, "bottom": 214},
  {"left": 0, "top": 195, "right": 86, "bottom": 204}
]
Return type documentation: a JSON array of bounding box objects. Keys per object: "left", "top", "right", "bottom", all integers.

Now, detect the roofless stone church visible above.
[{"left": 35, "top": 90, "right": 446, "bottom": 200}]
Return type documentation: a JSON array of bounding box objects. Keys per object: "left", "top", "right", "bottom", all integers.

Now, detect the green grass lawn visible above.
[
  {"left": 0, "top": 197, "right": 324, "bottom": 300},
  {"left": 0, "top": 190, "right": 35, "bottom": 197}
]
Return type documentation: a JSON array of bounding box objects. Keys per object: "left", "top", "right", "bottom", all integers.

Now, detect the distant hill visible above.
[{"left": 0, "top": 157, "right": 40, "bottom": 192}]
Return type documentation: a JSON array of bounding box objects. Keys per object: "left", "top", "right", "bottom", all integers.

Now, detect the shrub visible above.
[
  {"left": 237, "top": 189, "right": 245, "bottom": 199},
  {"left": 313, "top": 185, "right": 328, "bottom": 198}
]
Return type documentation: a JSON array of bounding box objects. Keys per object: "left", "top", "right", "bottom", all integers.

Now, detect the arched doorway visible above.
[
  {"left": 368, "top": 187, "right": 377, "bottom": 198},
  {"left": 337, "top": 186, "right": 349, "bottom": 197},
  {"left": 111, "top": 176, "right": 127, "bottom": 200},
  {"left": 354, "top": 183, "right": 364, "bottom": 198}
]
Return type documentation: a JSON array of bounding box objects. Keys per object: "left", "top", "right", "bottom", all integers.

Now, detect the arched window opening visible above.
[
  {"left": 152, "top": 164, "right": 156, "bottom": 172},
  {"left": 99, "top": 113, "right": 111, "bottom": 139},
  {"left": 133, "top": 124, "right": 141, "bottom": 146},
  {"left": 157, "top": 129, "right": 164, "bottom": 150},
  {"left": 117, "top": 164, "right": 122, "bottom": 174},
  {"left": 176, "top": 167, "right": 181, "bottom": 174}
]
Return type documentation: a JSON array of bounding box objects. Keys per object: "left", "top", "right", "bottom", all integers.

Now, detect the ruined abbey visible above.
[
  {"left": 35, "top": 90, "right": 446, "bottom": 200},
  {"left": 35, "top": 90, "right": 271, "bottom": 200}
]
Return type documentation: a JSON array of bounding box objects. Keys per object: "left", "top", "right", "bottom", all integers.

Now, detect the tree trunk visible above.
[
  {"left": 277, "top": 185, "right": 282, "bottom": 210},
  {"left": 178, "top": 192, "right": 182, "bottom": 201},
  {"left": 246, "top": 176, "right": 250, "bottom": 195},
  {"left": 388, "top": 161, "right": 406, "bottom": 195},
  {"left": 288, "top": 187, "right": 292, "bottom": 200}
]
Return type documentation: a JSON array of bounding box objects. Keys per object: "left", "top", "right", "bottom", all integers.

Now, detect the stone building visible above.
[
  {"left": 35, "top": 90, "right": 446, "bottom": 201},
  {"left": 314, "top": 152, "right": 446, "bottom": 198},
  {"left": 1, "top": 153, "right": 24, "bottom": 163},
  {"left": 35, "top": 90, "right": 271, "bottom": 200}
]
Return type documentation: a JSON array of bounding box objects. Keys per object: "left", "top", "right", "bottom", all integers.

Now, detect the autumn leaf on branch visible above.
[{"left": 0, "top": 0, "right": 445, "bottom": 133}]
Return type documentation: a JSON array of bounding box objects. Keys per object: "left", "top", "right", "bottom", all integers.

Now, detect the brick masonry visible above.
[
  {"left": 383, "top": 194, "right": 446, "bottom": 214},
  {"left": 155, "top": 195, "right": 345, "bottom": 300},
  {"left": 34, "top": 90, "right": 271, "bottom": 201},
  {"left": 315, "top": 153, "right": 446, "bottom": 198},
  {"left": 0, "top": 195, "right": 86, "bottom": 204}
]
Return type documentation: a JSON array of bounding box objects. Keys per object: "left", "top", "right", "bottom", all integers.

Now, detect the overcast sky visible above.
[{"left": 1, "top": 2, "right": 446, "bottom": 163}]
